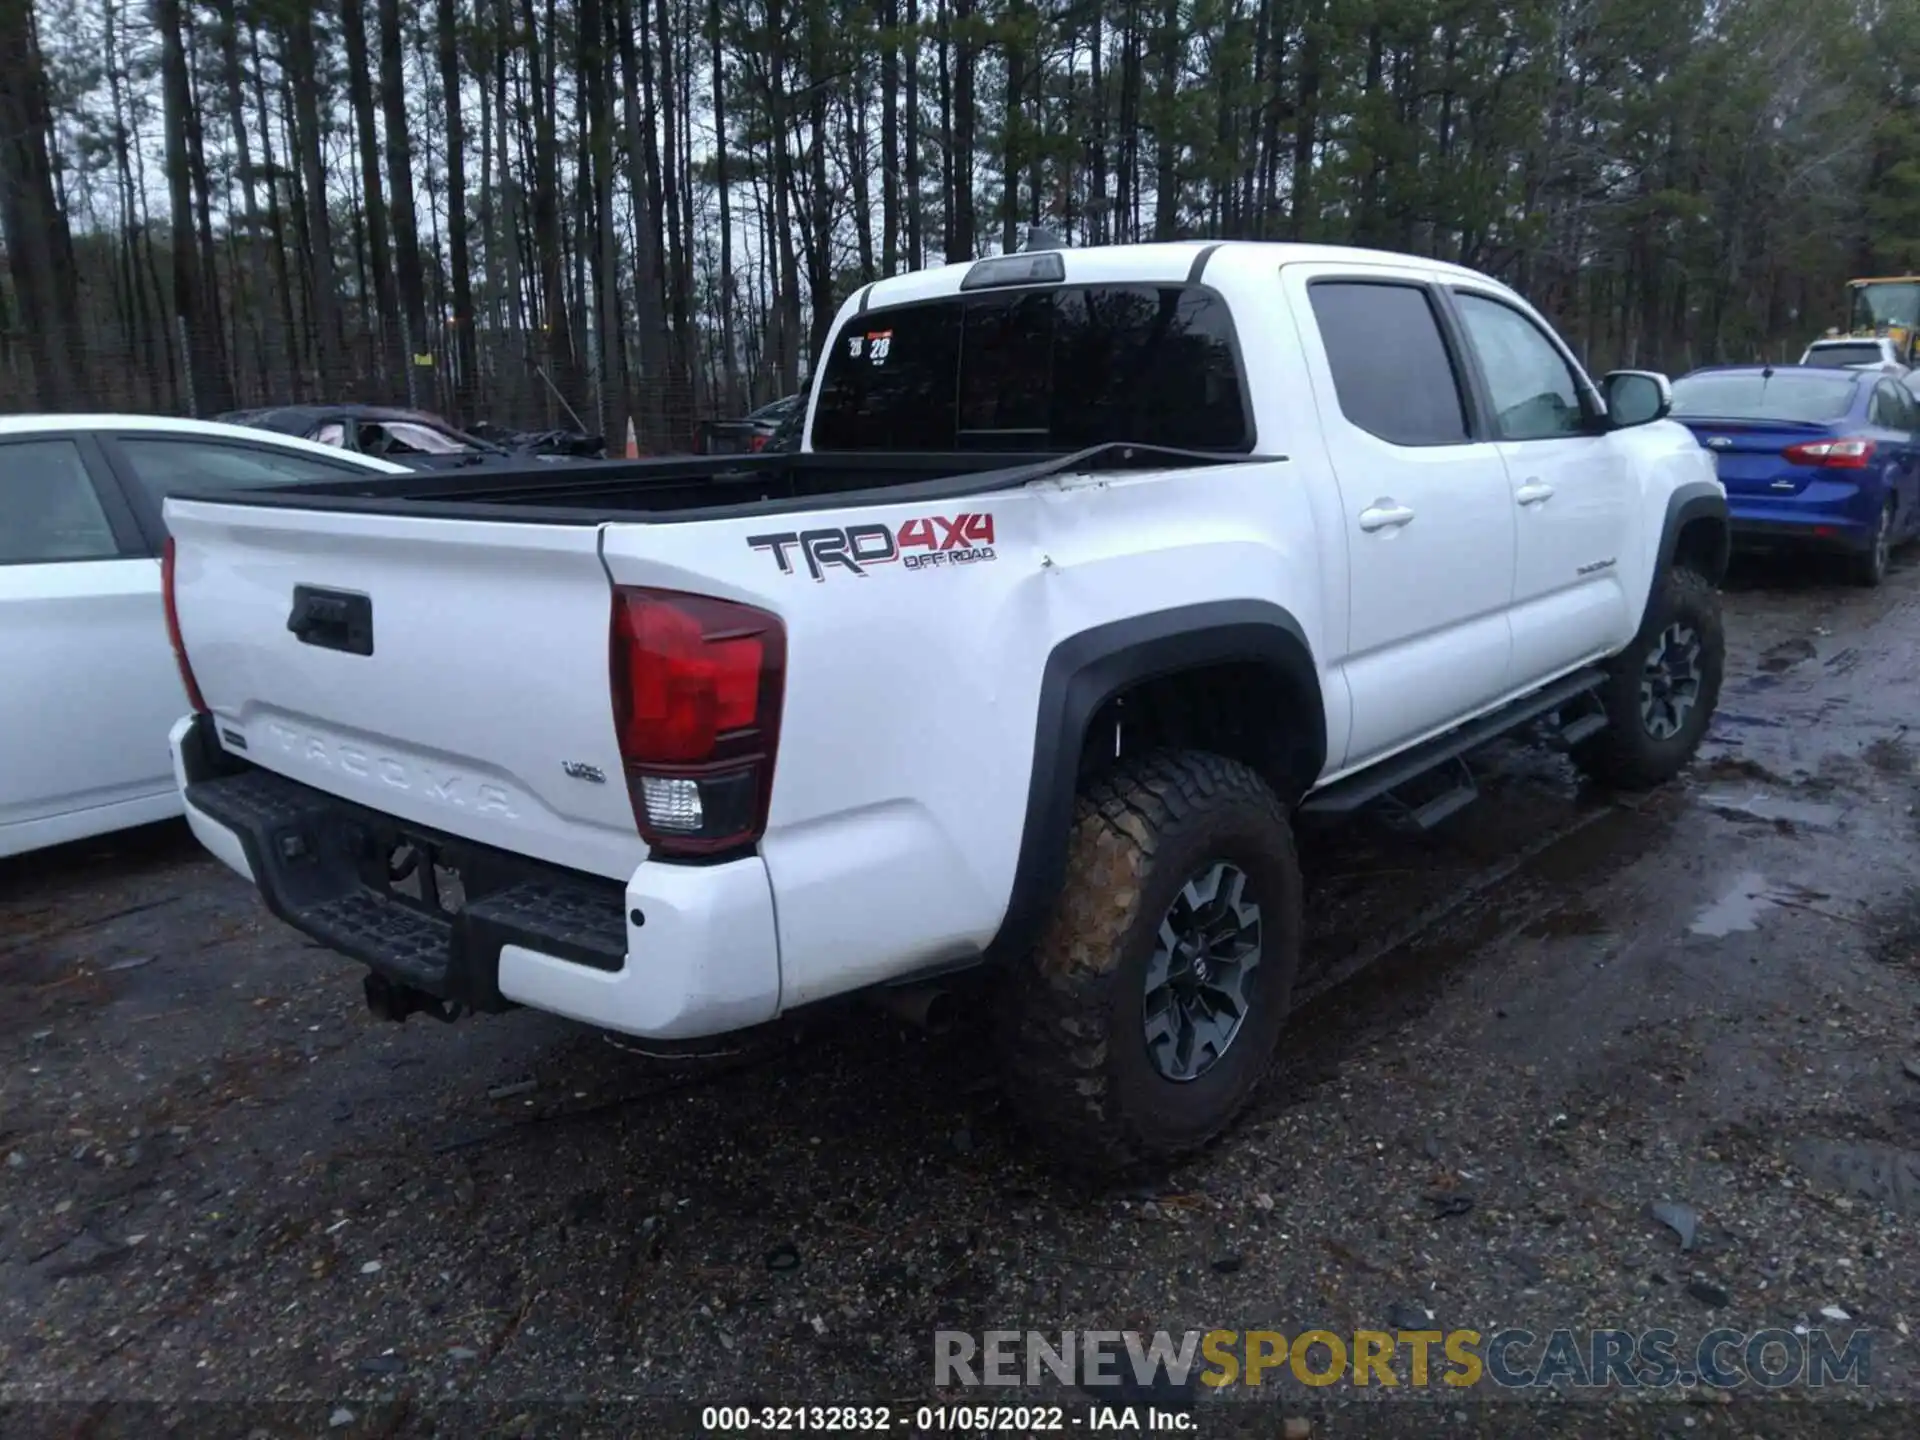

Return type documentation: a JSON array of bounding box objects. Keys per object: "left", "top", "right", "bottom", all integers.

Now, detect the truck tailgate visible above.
[{"left": 165, "top": 497, "right": 644, "bottom": 879}]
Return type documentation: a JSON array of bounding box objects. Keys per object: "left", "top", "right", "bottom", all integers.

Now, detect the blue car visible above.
[{"left": 1670, "top": 364, "right": 1920, "bottom": 585}]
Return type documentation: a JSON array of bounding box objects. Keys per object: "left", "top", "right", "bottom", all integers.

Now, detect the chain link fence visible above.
[{"left": 0, "top": 306, "right": 795, "bottom": 457}]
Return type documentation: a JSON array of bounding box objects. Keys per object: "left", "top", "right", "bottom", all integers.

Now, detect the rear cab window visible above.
[
  {"left": 1803, "top": 343, "right": 1888, "bottom": 369},
  {"left": 810, "top": 283, "right": 1252, "bottom": 453}
]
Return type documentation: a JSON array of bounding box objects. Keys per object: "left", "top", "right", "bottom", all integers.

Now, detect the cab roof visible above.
[{"left": 852, "top": 239, "right": 1495, "bottom": 316}]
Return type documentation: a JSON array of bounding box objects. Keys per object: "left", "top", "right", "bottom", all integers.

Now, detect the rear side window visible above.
[
  {"left": 811, "top": 283, "right": 1250, "bottom": 453},
  {"left": 116, "top": 437, "right": 367, "bottom": 512},
  {"left": 1870, "top": 382, "right": 1915, "bottom": 429},
  {"left": 0, "top": 438, "right": 122, "bottom": 565},
  {"left": 1307, "top": 281, "right": 1469, "bottom": 446}
]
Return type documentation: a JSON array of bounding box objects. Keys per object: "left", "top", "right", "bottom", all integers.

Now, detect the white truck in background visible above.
[{"left": 162, "top": 240, "right": 1729, "bottom": 1170}]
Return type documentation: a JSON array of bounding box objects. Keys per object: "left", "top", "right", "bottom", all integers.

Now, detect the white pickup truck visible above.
[{"left": 164, "top": 240, "right": 1729, "bottom": 1170}]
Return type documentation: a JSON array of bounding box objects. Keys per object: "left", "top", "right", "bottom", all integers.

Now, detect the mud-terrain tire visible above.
[
  {"left": 1571, "top": 566, "right": 1725, "bottom": 790},
  {"left": 997, "top": 750, "right": 1303, "bottom": 1173},
  {"left": 1850, "top": 498, "right": 1895, "bottom": 588}
]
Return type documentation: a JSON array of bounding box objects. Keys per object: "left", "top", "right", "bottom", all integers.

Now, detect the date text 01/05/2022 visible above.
[{"left": 699, "top": 1404, "right": 1190, "bottom": 1432}]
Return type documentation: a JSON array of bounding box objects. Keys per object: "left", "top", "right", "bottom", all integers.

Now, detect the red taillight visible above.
[
  {"left": 609, "top": 587, "right": 785, "bottom": 856},
  {"left": 748, "top": 432, "right": 769, "bottom": 452},
  {"left": 161, "top": 537, "right": 209, "bottom": 714},
  {"left": 1783, "top": 437, "right": 1876, "bottom": 469}
]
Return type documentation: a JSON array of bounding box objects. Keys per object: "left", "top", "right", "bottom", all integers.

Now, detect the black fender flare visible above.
[
  {"left": 1654, "top": 481, "right": 1731, "bottom": 589},
  {"left": 989, "top": 599, "right": 1325, "bottom": 961}
]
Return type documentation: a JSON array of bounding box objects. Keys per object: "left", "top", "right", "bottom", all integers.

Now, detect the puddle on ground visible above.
[
  {"left": 1522, "top": 903, "right": 1609, "bottom": 939},
  {"left": 1759, "top": 637, "right": 1817, "bottom": 673},
  {"left": 1864, "top": 733, "right": 1914, "bottom": 775},
  {"left": 1697, "top": 787, "right": 1843, "bottom": 832},
  {"left": 1689, "top": 871, "right": 1777, "bottom": 937}
]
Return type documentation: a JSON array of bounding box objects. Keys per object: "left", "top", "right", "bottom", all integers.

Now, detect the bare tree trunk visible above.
[
  {"left": 209, "top": 0, "right": 281, "bottom": 400},
  {"left": 379, "top": 0, "right": 429, "bottom": 404},
  {"left": 951, "top": 0, "right": 977, "bottom": 259},
  {"left": 904, "top": 0, "right": 921, "bottom": 269},
  {"left": 579, "top": 0, "right": 624, "bottom": 448},
  {"left": 181, "top": 8, "right": 233, "bottom": 404},
  {"left": 709, "top": 0, "right": 737, "bottom": 410},
  {"left": 519, "top": 0, "right": 579, "bottom": 419},
  {"left": 282, "top": 12, "right": 344, "bottom": 393},
  {"left": 342, "top": 0, "right": 403, "bottom": 390},
  {"left": 0, "top": 0, "right": 85, "bottom": 407},
  {"left": 157, "top": 0, "right": 232, "bottom": 413},
  {"left": 437, "top": 0, "right": 478, "bottom": 420},
  {"left": 106, "top": 0, "right": 165, "bottom": 405},
  {"left": 1151, "top": 0, "right": 1179, "bottom": 240},
  {"left": 881, "top": 0, "right": 900, "bottom": 273},
  {"left": 767, "top": 0, "right": 803, "bottom": 386},
  {"left": 492, "top": 0, "right": 526, "bottom": 341},
  {"left": 616, "top": 0, "right": 670, "bottom": 445}
]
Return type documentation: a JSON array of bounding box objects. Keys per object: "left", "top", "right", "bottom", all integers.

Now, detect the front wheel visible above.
[
  {"left": 996, "top": 750, "right": 1303, "bottom": 1173},
  {"left": 1572, "top": 567, "right": 1725, "bottom": 791}
]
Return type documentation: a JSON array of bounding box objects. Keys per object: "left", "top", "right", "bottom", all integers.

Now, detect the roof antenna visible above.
[{"left": 1023, "top": 225, "right": 1065, "bottom": 253}]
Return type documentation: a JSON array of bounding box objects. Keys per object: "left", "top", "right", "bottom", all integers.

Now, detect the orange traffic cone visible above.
[{"left": 624, "top": 418, "right": 639, "bottom": 458}]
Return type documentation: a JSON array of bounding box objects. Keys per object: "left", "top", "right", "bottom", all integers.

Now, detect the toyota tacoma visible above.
[{"left": 162, "top": 240, "right": 1730, "bottom": 1170}]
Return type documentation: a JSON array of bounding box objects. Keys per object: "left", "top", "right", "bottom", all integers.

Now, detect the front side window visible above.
[
  {"left": 1307, "top": 280, "right": 1469, "bottom": 447},
  {"left": 1453, "top": 291, "right": 1589, "bottom": 441},
  {"left": 811, "top": 283, "right": 1250, "bottom": 453},
  {"left": 0, "top": 438, "right": 122, "bottom": 565},
  {"left": 312, "top": 423, "right": 348, "bottom": 448}
]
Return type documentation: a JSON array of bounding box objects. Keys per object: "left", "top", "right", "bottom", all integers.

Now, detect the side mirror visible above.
[{"left": 1602, "top": 370, "right": 1672, "bottom": 429}]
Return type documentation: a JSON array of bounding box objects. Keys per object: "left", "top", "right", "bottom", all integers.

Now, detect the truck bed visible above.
[{"left": 166, "top": 444, "right": 1253, "bottom": 526}]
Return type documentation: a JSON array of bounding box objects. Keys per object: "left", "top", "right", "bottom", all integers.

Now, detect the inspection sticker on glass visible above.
[{"left": 866, "top": 329, "right": 893, "bottom": 365}]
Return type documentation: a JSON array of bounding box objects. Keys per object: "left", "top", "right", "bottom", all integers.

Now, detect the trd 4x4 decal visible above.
[{"left": 747, "top": 512, "right": 997, "bottom": 581}]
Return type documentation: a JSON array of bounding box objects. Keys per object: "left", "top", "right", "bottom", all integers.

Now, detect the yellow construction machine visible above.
[{"left": 1834, "top": 276, "right": 1920, "bottom": 363}]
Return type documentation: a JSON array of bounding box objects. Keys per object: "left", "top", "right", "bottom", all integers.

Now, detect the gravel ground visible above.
[{"left": 6, "top": 551, "right": 1920, "bottom": 1439}]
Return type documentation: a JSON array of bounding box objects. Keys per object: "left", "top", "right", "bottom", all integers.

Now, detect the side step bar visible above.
[{"left": 1301, "top": 667, "right": 1609, "bottom": 818}]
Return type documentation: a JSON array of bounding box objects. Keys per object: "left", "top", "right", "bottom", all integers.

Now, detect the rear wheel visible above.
[
  {"left": 1572, "top": 567, "right": 1725, "bottom": 790},
  {"left": 1851, "top": 498, "right": 1894, "bottom": 588},
  {"left": 997, "top": 750, "right": 1303, "bottom": 1173}
]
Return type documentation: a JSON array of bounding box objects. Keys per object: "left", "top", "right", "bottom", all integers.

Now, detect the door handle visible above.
[
  {"left": 1358, "top": 500, "right": 1416, "bottom": 532},
  {"left": 288, "top": 585, "right": 375, "bottom": 656},
  {"left": 1515, "top": 481, "right": 1555, "bottom": 506}
]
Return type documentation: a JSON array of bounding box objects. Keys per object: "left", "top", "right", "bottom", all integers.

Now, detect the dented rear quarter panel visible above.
[{"left": 597, "top": 446, "right": 1338, "bottom": 1008}]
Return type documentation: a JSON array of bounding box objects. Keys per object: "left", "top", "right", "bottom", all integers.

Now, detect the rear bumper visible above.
[
  {"left": 1727, "top": 486, "right": 1876, "bottom": 553},
  {"left": 169, "top": 714, "right": 782, "bottom": 1040}
]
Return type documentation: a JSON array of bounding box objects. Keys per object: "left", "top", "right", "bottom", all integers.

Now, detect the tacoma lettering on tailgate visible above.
[
  {"left": 262, "top": 722, "right": 517, "bottom": 817},
  {"left": 746, "top": 512, "right": 997, "bottom": 581}
]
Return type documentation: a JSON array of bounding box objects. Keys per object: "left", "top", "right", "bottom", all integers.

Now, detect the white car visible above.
[
  {"left": 0, "top": 416, "right": 406, "bottom": 859},
  {"left": 165, "top": 241, "right": 1730, "bottom": 1168},
  {"left": 1800, "top": 337, "right": 1909, "bottom": 373}
]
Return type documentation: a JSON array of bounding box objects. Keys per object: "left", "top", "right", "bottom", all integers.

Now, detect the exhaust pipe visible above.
[{"left": 874, "top": 983, "right": 956, "bottom": 1035}]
